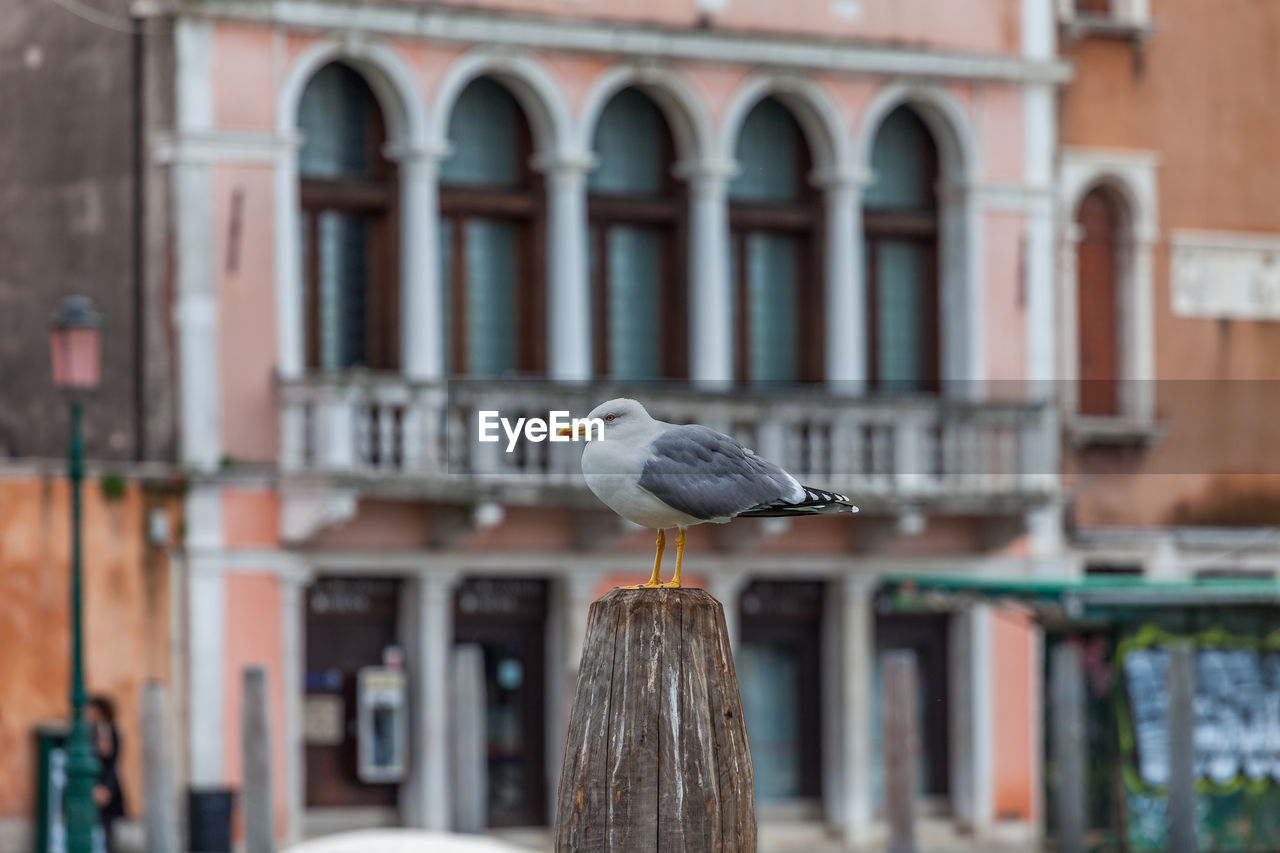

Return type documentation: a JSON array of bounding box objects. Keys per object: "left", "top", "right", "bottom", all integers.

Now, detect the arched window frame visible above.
[
  {"left": 1059, "top": 148, "right": 1159, "bottom": 427},
  {"left": 297, "top": 62, "right": 400, "bottom": 373},
  {"left": 437, "top": 76, "right": 547, "bottom": 379},
  {"left": 727, "top": 97, "right": 825, "bottom": 386},
  {"left": 863, "top": 106, "right": 942, "bottom": 395},
  {"left": 586, "top": 87, "right": 689, "bottom": 381}
]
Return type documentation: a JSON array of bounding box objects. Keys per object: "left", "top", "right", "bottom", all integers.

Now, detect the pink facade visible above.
[{"left": 172, "top": 0, "right": 1062, "bottom": 846}]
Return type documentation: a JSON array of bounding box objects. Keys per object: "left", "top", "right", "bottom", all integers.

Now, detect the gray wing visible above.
[{"left": 635, "top": 424, "right": 803, "bottom": 521}]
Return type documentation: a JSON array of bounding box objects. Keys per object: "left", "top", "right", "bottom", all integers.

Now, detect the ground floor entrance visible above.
[{"left": 453, "top": 577, "right": 549, "bottom": 828}]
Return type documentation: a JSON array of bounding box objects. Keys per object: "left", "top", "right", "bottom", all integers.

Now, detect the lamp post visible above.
[{"left": 50, "top": 295, "right": 103, "bottom": 853}]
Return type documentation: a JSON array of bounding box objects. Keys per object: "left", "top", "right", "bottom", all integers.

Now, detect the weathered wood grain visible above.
[
  {"left": 883, "top": 650, "right": 918, "bottom": 853},
  {"left": 554, "top": 587, "right": 756, "bottom": 852}
]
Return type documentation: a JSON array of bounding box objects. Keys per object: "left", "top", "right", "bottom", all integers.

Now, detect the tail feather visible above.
[{"left": 737, "top": 485, "right": 858, "bottom": 518}]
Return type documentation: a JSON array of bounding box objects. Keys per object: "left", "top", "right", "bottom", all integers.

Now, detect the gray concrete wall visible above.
[{"left": 0, "top": 0, "right": 175, "bottom": 462}]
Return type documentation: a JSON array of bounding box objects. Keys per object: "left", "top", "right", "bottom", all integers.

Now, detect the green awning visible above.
[{"left": 881, "top": 573, "right": 1280, "bottom": 621}]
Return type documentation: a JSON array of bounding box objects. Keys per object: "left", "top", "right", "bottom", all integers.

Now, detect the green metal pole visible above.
[{"left": 64, "top": 399, "right": 99, "bottom": 853}]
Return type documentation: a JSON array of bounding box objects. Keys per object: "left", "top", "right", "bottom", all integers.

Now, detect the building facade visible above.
[
  {"left": 164, "top": 0, "right": 1068, "bottom": 846},
  {"left": 1042, "top": 0, "right": 1280, "bottom": 848}
]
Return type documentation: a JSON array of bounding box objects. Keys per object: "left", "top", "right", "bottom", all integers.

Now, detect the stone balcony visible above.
[{"left": 278, "top": 374, "right": 1058, "bottom": 514}]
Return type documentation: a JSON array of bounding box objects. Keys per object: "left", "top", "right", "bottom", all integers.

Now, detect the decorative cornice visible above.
[{"left": 182, "top": 0, "right": 1073, "bottom": 85}]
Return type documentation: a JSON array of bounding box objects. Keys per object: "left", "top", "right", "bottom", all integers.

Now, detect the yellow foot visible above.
[
  {"left": 660, "top": 580, "right": 682, "bottom": 588},
  {"left": 618, "top": 580, "right": 665, "bottom": 590}
]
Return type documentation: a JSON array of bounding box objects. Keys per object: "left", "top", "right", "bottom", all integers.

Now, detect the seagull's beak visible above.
[{"left": 557, "top": 423, "right": 588, "bottom": 437}]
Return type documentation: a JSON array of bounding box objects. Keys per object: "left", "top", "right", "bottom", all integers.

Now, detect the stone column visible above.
[
  {"left": 279, "top": 566, "right": 309, "bottom": 843},
  {"left": 681, "top": 160, "right": 735, "bottom": 386},
  {"left": 840, "top": 575, "right": 877, "bottom": 846},
  {"left": 405, "top": 572, "right": 458, "bottom": 830},
  {"left": 186, "top": 486, "right": 224, "bottom": 787},
  {"left": 393, "top": 145, "right": 446, "bottom": 381},
  {"left": 817, "top": 170, "right": 868, "bottom": 391},
  {"left": 539, "top": 154, "right": 593, "bottom": 381}
]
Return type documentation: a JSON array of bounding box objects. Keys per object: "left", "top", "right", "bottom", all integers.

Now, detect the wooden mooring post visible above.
[
  {"left": 554, "top": 587, "right": 756, "bottom": 852},
  {"left": 242, "top": 666, "right": 274, "bottom": 853},
  {"left": 1050, "top": 642, "right": 1087, "bottom": 853},
  {"left": 882, "top": 650, "right": 919, "bottom": 853}
]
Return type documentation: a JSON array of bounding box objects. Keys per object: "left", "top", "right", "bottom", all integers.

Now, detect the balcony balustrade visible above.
[{"left": 279, "top": 374, "right": 1057, "bottom": 511}]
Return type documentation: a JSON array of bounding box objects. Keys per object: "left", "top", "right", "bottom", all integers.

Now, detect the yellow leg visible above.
[
  {"left": 621, "top": 530, "right": 665, "bottom": 589},
  {"left": 662, "top": 529, "right": 686, "bottom": 588}
]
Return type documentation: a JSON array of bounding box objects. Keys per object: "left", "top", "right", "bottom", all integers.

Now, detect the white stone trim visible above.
[
  {"left": 430, "top": 47, "right": 573, "bottom": 162},
  {"left": 577, "top": 63, "right": 714, "bottom": 165},
  {"left": 1022, "top": 83, "right": 1057, "bottom": 383},
  {"left": 856, "top": 83, "right": 985, "bottom": 390},
  {"left": 682, "top": 160, "right": 735, "bottom": 384},
  {"left": 1022, "top": 0, "right": 1056, "bottom": 60},
  {"left": 538, "top": 155, "right": 593, "bottom": 380},
  {"left": 839, "top": 574, "right": 877, "bottom": 845},
  {"left": 185, "top": 484, "right": 226, "bottom": 786},
  {"left": 274, "top": 37, "right": 430, "bottom": 380},
  {"left": 1057, "top": 147, "right": 1159, "bottom": 421},
  {"left": 1170, "top": 229, "right": 1280, "bottom": 320},
  {"left": 174, "top": 18, "right": 221, "bottom": 470},
  {"left": 154, "top": 129, "right": 298, "bottom": 164},
  {"left": 190, "top": 0, "right": 1072, "bottom": 84},
  {"left": 718, "top": 72, "right": 849, "bottom": 174}
]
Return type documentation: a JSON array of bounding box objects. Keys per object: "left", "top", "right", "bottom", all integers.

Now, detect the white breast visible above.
[{"left": 581, "top": 438, "right": 703, "bottom": 530}]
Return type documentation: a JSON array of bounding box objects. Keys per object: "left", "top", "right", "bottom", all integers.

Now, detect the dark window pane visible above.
[
  {"left": 744, "top": 232, "right": 801, "bottom": 383},
  {"left": 441, "top": 78, "right": 524, "bottom": 188},
  {"left": 590, "top": 88, "right": 665, "bottom": 196},
  {"left": 604, "top": 225, "right": 662, "bottom": 380},
  {"left": 866, "top": 107, "right": 937, "bottom": 210},
  {"left": 874, "top": 240, "right": 930, "bottom": 391},
  {"left": 317, "top": 211, "right": 370, "bottom": 370},
  {"left": 731, "top": 97, "right": 802, "bottom": 203},
  {"left": 299, "top": 64, "right": 376, "bottom": 179},
  {"left": 464, "top": 219, "right": 520, "bottom": 378}
]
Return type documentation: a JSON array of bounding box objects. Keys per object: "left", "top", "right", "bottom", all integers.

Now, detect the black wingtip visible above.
[{"left": 736, "top": 485, "right": 859, "bottom": 518}]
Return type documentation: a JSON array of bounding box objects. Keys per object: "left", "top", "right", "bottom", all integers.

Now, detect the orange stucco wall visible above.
[
  {"left": 1061, "top": 0, "right": 1280, "bottom": 528},
  {"left": 991, "top": 605, "right": 1034, "bottom": 820},
  {"left": 0, "top": 473, "right": 173, "bottom": 821}
]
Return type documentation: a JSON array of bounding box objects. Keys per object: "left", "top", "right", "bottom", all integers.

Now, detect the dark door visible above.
[
  {"left": 454, "top": 578, "right": 548, "bottom": 827},
  {"left": 738, "top": 580, "right": 824, "bottom": 801},
  {"left": 875, "top": 612, "right": 951, "bottom": 799},
  {"left": 303, "top": 577, "right": 402, "bottom": 808}
]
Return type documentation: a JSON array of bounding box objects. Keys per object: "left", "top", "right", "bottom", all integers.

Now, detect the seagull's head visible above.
[{"left": 558, "top": 398, "right": 653, "bottom": 440}]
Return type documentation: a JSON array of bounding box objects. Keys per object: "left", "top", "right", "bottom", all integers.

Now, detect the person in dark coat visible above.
[{"left": 88, "top": 696, "right": 126, "bottom": 853}]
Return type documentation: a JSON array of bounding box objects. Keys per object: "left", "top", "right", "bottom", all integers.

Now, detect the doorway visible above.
[
  {"left": 454, "top": 578, "right": 549, "bottom": 827},
  {"left": 738, "top": 580, "right": 824, "bottom": 805},
  {"left": 303, "top": 576, "right": 402, "bottom": 811},
  {"left": 873, "top": 611, "right": 952, "bottom": 809}
]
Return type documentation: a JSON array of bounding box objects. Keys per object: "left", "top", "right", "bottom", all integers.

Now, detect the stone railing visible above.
[{"left": 279, "top": 375, "right": 1057, "bottom": 508}]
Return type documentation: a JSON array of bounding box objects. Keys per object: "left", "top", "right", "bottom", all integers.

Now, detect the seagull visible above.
[{"left": 557, "top": 398, "right": 857, "bottom": 588}]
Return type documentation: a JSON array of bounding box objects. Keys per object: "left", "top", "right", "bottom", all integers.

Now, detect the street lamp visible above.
[{"left": 50, "top": 295, "right": 103, "bottom": 853}]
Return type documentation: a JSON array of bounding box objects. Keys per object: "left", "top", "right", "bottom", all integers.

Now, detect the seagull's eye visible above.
[{"left": 605, "top": 414, "right": 617, "bottom": 422}]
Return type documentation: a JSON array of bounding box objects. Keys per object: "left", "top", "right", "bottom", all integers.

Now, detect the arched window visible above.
[
  {"left": 439, "top": 77, "right": 544, "bottom": 378},
  {"left": 588, "top": 88, "right": 687, "bottom": 381},
  {"left": 1076, "top": 186, "right": 1123, "bottom": 416},
  {"left": 298, "top": 63, "right": 398, "bottom": 372},
  {"left": 729, "top": 98, "right": 822, "bottom": 385},
  {"left": 864, "top": 107, "right": 940, "bottom": 394}
]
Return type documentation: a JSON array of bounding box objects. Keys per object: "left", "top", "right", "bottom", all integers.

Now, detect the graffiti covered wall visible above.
[{"left": 1118, "top": 624, "right": 1280, "bottom": 851}]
